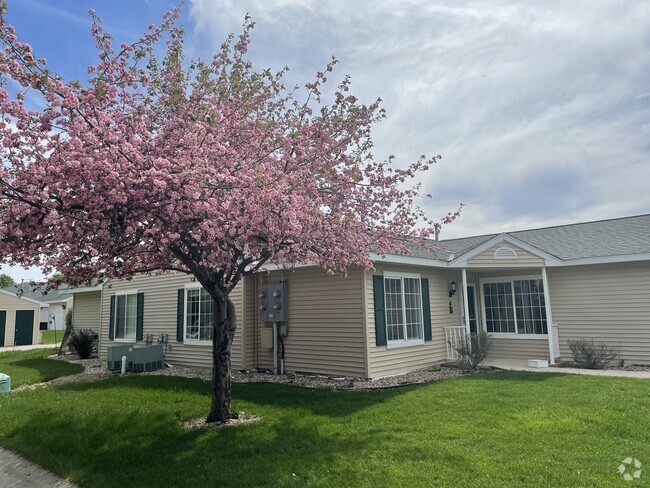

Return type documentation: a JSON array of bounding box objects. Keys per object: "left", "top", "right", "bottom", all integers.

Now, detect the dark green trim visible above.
[
  {"left": 14, "top": 310, "right": 34, "bottom": 346},
  {"left": 0, "top": 310, "right": 6, "bottom": 347},
  {"left": 421, "top": 278, "right": 432, "bottom": 341},
  {"left": 373, "top": 275, "right": 387, "bottom": 347},
  {"left": 176, "top": 288, "right": 184, "bottom": 342},
  {"left": 108, "top": 295, "right": 115, "bottom": 341},
  {"left": 136, "top": 292, "right": 144, "bottom": 341}
]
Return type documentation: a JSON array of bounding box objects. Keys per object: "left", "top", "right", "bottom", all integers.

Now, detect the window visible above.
[
  {"left": 384, "top": 273, "right": 424, "bottom": 344},
  {"left": 482, "top": 278, "right": 547, "bottom": 335},
  {"left": 114, "top": 293, "right": 138, "bottom": 341},
  {"left": 185, "top": 287, "right": 214, "bottom": 342}
]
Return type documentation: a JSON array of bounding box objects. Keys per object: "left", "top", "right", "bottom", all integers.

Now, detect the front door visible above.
[
  {"left": 14, "top": 310, "right": 34, "bottom": 346},
  {"left": 0, "top": 310, "right": 5, "bottom": 347},
  {"left": 462, "top": 284, "right": 479, "bottom": 335}
]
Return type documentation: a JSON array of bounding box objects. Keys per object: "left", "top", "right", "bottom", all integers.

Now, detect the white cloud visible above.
[{"left": 177, "top": 1, "right": 650, "bottom": 238}]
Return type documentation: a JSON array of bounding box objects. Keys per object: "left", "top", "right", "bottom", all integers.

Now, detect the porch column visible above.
[
  {"left": 541, "top": 266, "right": 556, "bottom": 365},
  {"left": 462, "top": 268, "right": 471, "bottom": 339}
]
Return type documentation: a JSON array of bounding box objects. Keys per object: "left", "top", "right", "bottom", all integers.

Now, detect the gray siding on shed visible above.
[{"left": 0, "top": 293, "right": 41, "bottom": 347}]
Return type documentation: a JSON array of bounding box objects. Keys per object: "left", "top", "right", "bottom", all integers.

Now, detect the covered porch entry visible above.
[{"left": 443, "top": 235, "right": 562, "bottom": 365}]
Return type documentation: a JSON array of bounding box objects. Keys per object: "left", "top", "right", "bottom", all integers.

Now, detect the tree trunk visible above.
[{"left": 207, "top": 294, "right": 237, "bottom": 423}]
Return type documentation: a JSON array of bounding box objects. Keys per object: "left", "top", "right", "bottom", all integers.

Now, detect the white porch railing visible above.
[
  {"left": 444, "top": 326, "right": 467, "bottom": 359},
  {"left": 552, "top": 324, "right": 560, "bottom": 359}
]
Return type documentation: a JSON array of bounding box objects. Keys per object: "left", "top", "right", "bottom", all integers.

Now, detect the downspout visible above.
[
  {"left": 462, "top": 268, "right": 471, "bottom": 339},
  {"left": 541, "top": 266, "right": 556, "bottom": 365}
]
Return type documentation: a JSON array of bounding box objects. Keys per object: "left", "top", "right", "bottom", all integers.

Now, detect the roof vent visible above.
[{"left": 493, "top": 246, "right": 518, "bottom": 260}]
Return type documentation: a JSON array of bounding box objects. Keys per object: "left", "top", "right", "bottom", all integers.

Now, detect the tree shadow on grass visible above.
[
  {"left": 0, "top": 379, "right": 432, "bottom": 488},
  {"left": 6, "top": 357, "right": 83, "bottom": 383},
  {"left": 56, "top": 375, "right": 424, "bottom": 418}
]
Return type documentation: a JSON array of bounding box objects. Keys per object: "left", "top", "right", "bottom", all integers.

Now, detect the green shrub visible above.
[
  {"left": 65, "top": 308, "right": 73, "bottom": 328},
  {"left": 452, "top": 331, "right": 493, "bottom": 370},
  {"left": 568, "top": 338, "right": 618, "bottom": 369},
  {"left": 68, "top": 328, "right": 99, "bottom": 359}
]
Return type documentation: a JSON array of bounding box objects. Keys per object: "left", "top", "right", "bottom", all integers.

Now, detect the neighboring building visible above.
[
  {"left": 3, "top": 285, "right": 74, "bottom": 330},
  {"left": 0, "top": 289, "right": 47, "bottom": 347},
  {"left": 78, "top": 214, "right": 650, "bottom": 377}
]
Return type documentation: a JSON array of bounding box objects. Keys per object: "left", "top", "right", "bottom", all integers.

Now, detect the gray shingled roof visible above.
[
  {"left": 406, "top": 234, "right": 496, "bottom": 261},
  {"left": 509, "top": 214, "right": 650, "bottom": 260},
  {"left": 1, "top": 285, "right": 73, "bottom": 304},
  {"left": 404, "top": 214, "right": 650, "bottom": 262}
]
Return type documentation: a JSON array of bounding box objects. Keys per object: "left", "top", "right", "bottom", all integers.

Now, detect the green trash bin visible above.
[{"left": 0, "top": 373, "right": 10, "bottom": 393}]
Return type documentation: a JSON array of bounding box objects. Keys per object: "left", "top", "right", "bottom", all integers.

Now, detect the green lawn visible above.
[
  {"left": 0, "top": 348, "right": 83, "bottom": 387},
  {"left": 39, "top": 330, "right": 64, "bottom": 344},
  {"left": 0, "top": 372, "right": 649, "bottom": 487}
]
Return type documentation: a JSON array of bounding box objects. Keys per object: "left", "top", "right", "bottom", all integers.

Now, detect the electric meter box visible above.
[{"left": 258, "top": 282, "right": 288, "bottom": 322}]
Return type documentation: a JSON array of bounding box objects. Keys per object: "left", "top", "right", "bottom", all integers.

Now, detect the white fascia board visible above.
[
  {"left": 370, "top": 253, "right": 449, "bottom": 268},
  {"left": 0, "top": 288, "right": 48, "bottom": 307},
  {"left": 257, "top": 254, "right": 450, "bottom": 272},
  {"left": 555, "top": 253, "right": 650, "bottom": 267},
  {"left": 68, "top": 284, "right": 104, "bottom": 293},
  {"left": 449, "top": 234, "right": 564, "bottom": 268},
  {"left": 255, "top": 262, "right": 317, "bottom": 272}
]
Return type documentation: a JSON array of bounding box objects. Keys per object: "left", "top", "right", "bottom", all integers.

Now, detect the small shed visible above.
[{"left": 0, "top": 289, "right": 47, "bottom": 347}]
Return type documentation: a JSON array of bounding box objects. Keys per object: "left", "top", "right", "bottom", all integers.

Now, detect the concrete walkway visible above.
[
  {"left": 486, "top": 359, "right": 650, "bottom": 378},
  {"left": 0, "top": 343, "right": 61, "bottom": 353},
  {"left": 0, "top": 447, "right": 76, "bottom": 488}
]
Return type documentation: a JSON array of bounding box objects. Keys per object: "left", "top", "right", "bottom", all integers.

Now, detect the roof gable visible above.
[{"left": 449, "top": 234, "right": 563, "bottom": 268}]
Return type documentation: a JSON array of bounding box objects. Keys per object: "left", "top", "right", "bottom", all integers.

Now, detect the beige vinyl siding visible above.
[
  {"left": 490, "top": 338, "right": 549, "bottom": 359},
  {"left": 468, "top": 244, "right": 544, "bottom": 268},
  {"left": 249, "top": 266, "right": 366, "bottom": 377},
  {"left": 244, "top": 276, "right": 257, "bottom": 369},
  {"left": 0, "top": 294, "right": 41, "bottom": 347},
  {"left": 548, "top": 261, "right": 650, "bottom": 364},
  {"left": 72, "top": 291, "right": 102, "bottom": 332},
  {"left": 100, "top": 274, "right": 245, "bottom": 370},
  {"left": 366, "top": 264, "right": 462, "bottom": 378}
]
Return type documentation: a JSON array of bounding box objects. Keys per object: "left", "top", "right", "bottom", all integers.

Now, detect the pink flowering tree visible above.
[{"left": 0, "top": 5, "right": 458, "bottom": 422}]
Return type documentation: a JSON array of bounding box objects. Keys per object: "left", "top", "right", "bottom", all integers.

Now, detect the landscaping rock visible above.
[{"left": 40, "top": 354, "right": 494, "bottom": 391}]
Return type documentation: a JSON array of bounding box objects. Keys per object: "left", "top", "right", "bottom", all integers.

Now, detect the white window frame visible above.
[
  {"left": 113, "top": 289, "right": 138, "bottom": 343},
  {"left": 183, "top": 282, "right": 213, "bottom": 345},
  {"left": 383, "top": 271, "right": 425, "bottom": 349},
  {"left": 479, "top": 275, "right": 548, "bottom": 339}
]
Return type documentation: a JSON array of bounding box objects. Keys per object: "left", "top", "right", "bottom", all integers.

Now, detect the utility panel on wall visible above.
[{"left": 258, "top": 282, "right": 289, "bottom": 322}]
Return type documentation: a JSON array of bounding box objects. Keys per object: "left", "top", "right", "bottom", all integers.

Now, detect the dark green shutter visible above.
[
  {"left": 109, "top": 295, "right": 115, "bottom": 341},
  {"left": 421, "top": 278, "right": 432, "bottom": 341},
  {"left": 136, "top": 292, "right": 144, "bottom": 341},
  {"left": 373, "top": 275, "right": 387, "bottom": 346},
  {"left": 0, "top": 310, "right": 5, "bottom": 347},
  {"left": 176, "top": 288, "right": 184, "bottom": 342}
]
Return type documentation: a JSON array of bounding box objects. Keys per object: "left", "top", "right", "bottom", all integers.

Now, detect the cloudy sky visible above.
[{"left": 2, "top": 0, "right": 649, "bottom": 282}]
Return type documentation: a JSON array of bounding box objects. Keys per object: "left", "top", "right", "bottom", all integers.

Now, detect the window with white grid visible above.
[
  {"left": 482, "top": 277, "right": 547, "bottom": 335},
  {"left": 384, "top": 273, "right": 424, "bottom": 344},
  {"left": 114, "top": 293, "right": 137, "bottom": 341},
  {"left": 185, "top": 288, "right": 214, "bottom": 342}
]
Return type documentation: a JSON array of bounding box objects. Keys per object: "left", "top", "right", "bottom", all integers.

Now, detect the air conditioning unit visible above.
[
  {"left": 130, "top": 345, "right": 164, "bottom": 373},
  {"left": 107, "top": 345, "right": 133, "bottom": 371},
  {"left": 0, "top": 373, "right": 10, "bottom": 393}
]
